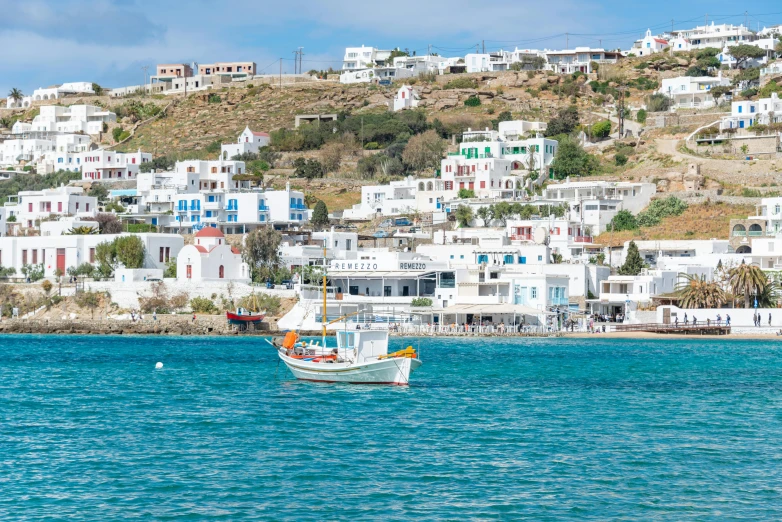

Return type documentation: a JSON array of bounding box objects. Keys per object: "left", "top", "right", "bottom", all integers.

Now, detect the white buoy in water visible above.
[{"left": 155, "top": 362, "right": 164, "bottom": 369}]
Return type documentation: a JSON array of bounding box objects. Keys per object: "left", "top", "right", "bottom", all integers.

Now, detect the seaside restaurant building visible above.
[{"left": 300, "top": 253, "right": 556, "bottom": 329}]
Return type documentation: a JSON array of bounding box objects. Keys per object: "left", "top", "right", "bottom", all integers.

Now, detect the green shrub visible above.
[
  {"left": 636, "top": 196, "right": 688, "bottom": 227},
  {"left": 444, "top": 78, "right": 478, "bottom": 89},
  {"left": 590, "top": 120, "right": 612, "bottom": 139},
  {"left": 411, "top": 297, "right": 433, "bottom": 307},
  {"left": 458, "top": 188, "right": 475, "bottom": 199},
  {"left": 112, "top": 127, "right": 124, "bottom": 142},
  {"left": 636, "top": 109, "right": 647, "bottom": 124},
  {"left": 364, "top": 142, "right": 379, "bottom": 150},
  {"left": 207, "top": 93, "right": 222, "bottom": 103},
  {"left": 464, "top": 95, "right": 481, "bottom": 107},
  {"left": 190, "top": 297, "right": 219, "bottom": 314},
  {"left": 607, "top": 210, "right": 638, "bottom": 231},
  {"left": 615, "top": 153, "right": 628, "bottom": 166}
]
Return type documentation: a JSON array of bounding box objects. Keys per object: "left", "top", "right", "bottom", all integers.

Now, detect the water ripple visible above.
[{"left": 0, "top": 335, "right": 781, "bottom": 520}]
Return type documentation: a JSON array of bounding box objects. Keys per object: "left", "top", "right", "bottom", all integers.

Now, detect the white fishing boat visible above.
[
  {"left": 272, "top": 244, "right": 422, "bottom": 385},
  {"left": 274, "top": 329, "right": 422, "bottom": 385}
]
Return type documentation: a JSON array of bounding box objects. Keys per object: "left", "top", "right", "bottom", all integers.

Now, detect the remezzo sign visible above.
[{"left": 331, "top": 262, "right": 378, "bottom": 271}]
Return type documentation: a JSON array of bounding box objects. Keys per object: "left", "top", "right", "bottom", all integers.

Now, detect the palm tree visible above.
[
  {"left": 8, "top": 88, "right": 23, "bottom": 103},
  {"left": 676, "top": 273, "right": 726, "bottom": 309},
  {"left": 66, "top": 226, "right": 99, "bottom": 235},
  {"left": 728, "top": 261, "right": 768, "bottom": 308}
]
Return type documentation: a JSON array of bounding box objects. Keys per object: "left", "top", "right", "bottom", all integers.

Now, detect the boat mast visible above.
[{"left": 322, "top": 242, "right": 327, "bottom": 347}]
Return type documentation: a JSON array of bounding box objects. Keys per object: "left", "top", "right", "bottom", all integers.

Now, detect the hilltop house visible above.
[{"left": 220, "top": 127, "right": 270, "bottom": 160}]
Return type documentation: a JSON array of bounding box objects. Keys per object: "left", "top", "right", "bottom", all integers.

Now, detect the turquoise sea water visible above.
[{"left": 1, "top": 335, "right": 782, "bottom": 520}]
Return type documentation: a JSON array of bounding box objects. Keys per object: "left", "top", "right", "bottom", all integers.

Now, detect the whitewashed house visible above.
[
  {"left": 545, "top": 48, "right": 621, "bottom": 74},
  {"left": 659, "top": 73, "right": 731, "bottom": 109},
  {"left": 538, "top": 180, "right": 656, "bottom": 234},
  {"left": 720, "top": 93, "right": 782, "bottom": 130},
  {"left": 5, "top": 82, "right": 96, "bottom": 109},
  {"left": 13, "top": 105, "right": 117, "bottom": 135},
  {"left": 80, "top": 149, "right": 152, "bottom": 181},
  {"left": 342, "top": 46, "right": 392, "bottom": 70},
  {"left": 5, "top": 186, "right": 97, "bottom": 229},
  {"left": 0, "top": 233, "right": 182, "bottom": 278},
  {"left": 670, "top": 22, "right": 754, "bottom": 51},
  {"left": 393, "top": 85, "right": 420, "bottom": 111},
  {"left": 176, "top": 227, "right": 250, "bottom": 282},
  {"left": 220, "top": 127, "right": 270, "bottom": 160}
]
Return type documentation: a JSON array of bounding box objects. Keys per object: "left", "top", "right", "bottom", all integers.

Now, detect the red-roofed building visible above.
[
  {"left": 632, "top": 29, "right": 670, "bottom": 57},
  {"left": 221, "top": 126, "right": 271, "bottom": 160},
  {"left": 177, "top": 226, "right": 250, "bottom": 282}
]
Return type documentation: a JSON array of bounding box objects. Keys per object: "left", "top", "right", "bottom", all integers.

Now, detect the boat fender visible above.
[{"left": 282, "top": 331, "right": 298, "bottom": 350}]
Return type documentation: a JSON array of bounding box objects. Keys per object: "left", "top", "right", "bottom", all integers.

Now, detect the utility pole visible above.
[
  {"left": 476, "top": 44, "right": 480, "bottom": 54},
  {"left": 279, "top": 58, "right": 282, "bottom": 89},
  {"left": 141, "top": 65, "right": 149, "bottom": 97},
  {"left": 482, "top": 40, "right": 485, "bottom": 54},
  {"left": 299, "top": 47, "right": 304, "bottom": 75},
  {"left": 566, "top": 33, "right": 569, "bottom": 48},
  {"left": 292, "top": 49, "right": 299, "bottom": 74},
  {"left": 745, "top": 10, "right": 748, "bottom": 29}
]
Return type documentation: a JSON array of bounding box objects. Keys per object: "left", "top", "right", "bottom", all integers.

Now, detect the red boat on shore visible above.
[{"left": 226, "top": 308, "right": 265, "bottom": 325}]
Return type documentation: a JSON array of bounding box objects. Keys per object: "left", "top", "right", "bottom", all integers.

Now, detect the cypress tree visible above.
[
  {"left": 311, "top": 200, "right": 329, "bottom": 230},
  {"left": 618, "top": 240, "right": 645, "bottom": 275}
]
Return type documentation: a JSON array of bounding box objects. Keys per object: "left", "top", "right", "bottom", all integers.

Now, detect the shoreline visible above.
[{"left": 1, "top": 319, "right": 782, "bottom": 340}]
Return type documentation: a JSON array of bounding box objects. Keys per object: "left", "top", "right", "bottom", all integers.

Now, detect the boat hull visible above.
[
  {"left": 226, "top": 312, "right": 265, "bottom": 324},
  {"left": 279, "top": 352, "right": 422, "bottom": 385}
]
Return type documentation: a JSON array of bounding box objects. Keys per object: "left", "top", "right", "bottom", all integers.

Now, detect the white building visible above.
[
  {"left": 220, "top": 126, "right": 270, "bottom": 160},
  {"left": 631, "top": 29, "right": 669, "bottom": 56},
  {"left": 538, "top": 180, "right": 657, "bottom": 234},
  {"left": 545, "top": 48, "right": 622, "bottom": 74},
  {"left": 589, "top": 269, "right": 684, "bottom": 319},
  {"left": 13, "top": 105, "right": 117, "bottom": 136},
  {"left": 720, "top": 92, "right": 782, "bottom": 130},
  {"left": 177, "top": 227, "right": 250, "bottom": 282},
  {"left": 339, "top": 67, "right": 415, "bottom": 84},
  {"left": 0, "top": 233, "right": 182, "bottom": 278},
  {"left": 0, "top": 133, "right": 93, "bottom": 172},
  {"left": 80, "top": 149, "right": 152, "bottom": 181},
  {"left": 464, "top": 48, "right": 546, "bottom": 73},
  {"left": 393, "top": 85, "right": 420, "bottom": 112},
  {"left": 343, "top": 177, "right": 419, "bottom": 220},
  {"left": 670, "top": 22, "right": 754, "bottom": 51},
  {"left": 173, "top": 182, "right": 309, "bottom": 234},
  {"left": 5, "top": 186, "right": 97, "bottom": 229},
  {"left": 342, "top": 46, "right": 393, "bottom": 71},
  {"left": 5, "top": 82, "right": 95, "bottom": 109},
  {"left": 660, "top": 73, "right": 731, "bottom": 109}
]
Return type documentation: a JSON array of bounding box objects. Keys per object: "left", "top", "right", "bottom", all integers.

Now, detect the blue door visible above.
[{"left": 515, "top": 286, "right": 527, "bottom": 305}]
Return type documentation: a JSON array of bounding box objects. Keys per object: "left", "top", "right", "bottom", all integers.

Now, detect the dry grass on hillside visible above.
[{"left": 596, "top": 202, "right": 754, "bottom": 247}]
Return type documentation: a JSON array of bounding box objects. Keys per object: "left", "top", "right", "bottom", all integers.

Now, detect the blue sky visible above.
[{"left": 1, "top": 0, "right": 781, "bottom": 96}]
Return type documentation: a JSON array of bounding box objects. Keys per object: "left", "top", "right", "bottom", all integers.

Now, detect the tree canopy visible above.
[
  {"left": 729, "top": 44, "right": 766, "bottom": 69},
  {"left": 551, "top": 137, "right": 599, "bottom": 179},
  {"left": 243, "top": 227, "right": 282, "bottom": 282},
  {"left": 545, "top": 106, "right": 580, "bottom": 137}
]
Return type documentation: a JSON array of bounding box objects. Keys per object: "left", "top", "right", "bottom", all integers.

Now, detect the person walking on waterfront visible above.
[
  {"left": 770, "top": 313, "right": 772, "bottom": 327},
  {"left": 726, "top": 314, "right": 731, "bottom": 326},
  {"left": 192, "top": 313, "right": 196, "bottom": 323},
  {"left": 692, "top": 316, "right": 697, "bottom": 327},
  {"left": 153, "top": 311, "right": 157, "bottom": 322},
  {"left": 675, "top": 316, "right": 679, "bottom": 327},
  {"left": 684, "top": 313, "right": 688, "bottom": 325}
]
